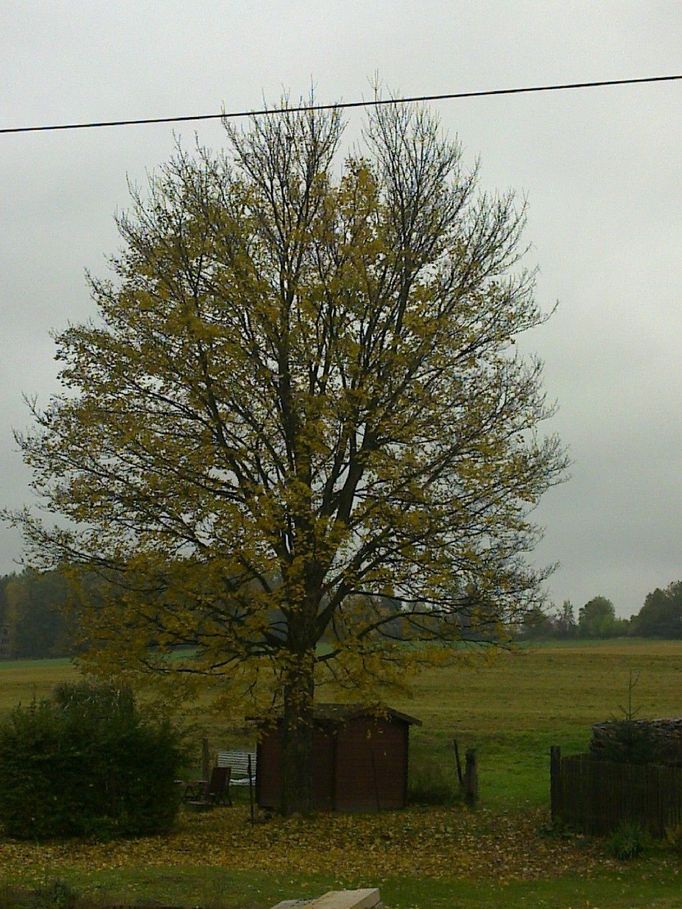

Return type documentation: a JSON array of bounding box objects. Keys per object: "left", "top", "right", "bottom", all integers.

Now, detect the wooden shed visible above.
[{"left": 255, "top": 703, "right": 421, "bottom": 812}]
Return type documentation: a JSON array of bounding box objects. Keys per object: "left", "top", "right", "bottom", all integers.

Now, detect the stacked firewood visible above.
[{"left": 590, "top": 717, "right": 682, "bottom": 765}]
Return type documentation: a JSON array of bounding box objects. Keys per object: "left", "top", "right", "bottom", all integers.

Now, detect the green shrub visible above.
[
  {"left": 594, "top": 720, "right": 659, "bottom": 764},
  {"left": 606, "top": 821, "right": 648, "bottom": 860},
  {"left": 0, "top": 682, "right": 188, "bottom": 840}
]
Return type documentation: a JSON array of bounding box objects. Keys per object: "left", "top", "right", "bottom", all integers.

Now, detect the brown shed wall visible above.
[
  {"left": 256, "top": 726, "right": 336, "bottom": 811},
  {"left": 256, "top": 711, "right": 412, "bottom": 812},
  {"left": 334, "top": 716, "right": 408, "bottom": 811}
]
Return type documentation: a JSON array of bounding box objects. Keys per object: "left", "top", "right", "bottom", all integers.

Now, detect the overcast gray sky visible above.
[{"left": 1, "top": 0, "right": 680, "bottom": 618}]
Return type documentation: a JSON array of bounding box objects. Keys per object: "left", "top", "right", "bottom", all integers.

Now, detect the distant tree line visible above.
[
  {"left": 1, "top": 568, "right": 681, "bottom": 659},
  {"left": 630, "top": 581, "right": 682, "bottom": 638},
  {"left": 0, "top": 569, "right": 75, "bottom": 659},
  {"left": 520, "top": 581, "right": 682, "bottom": 640}
]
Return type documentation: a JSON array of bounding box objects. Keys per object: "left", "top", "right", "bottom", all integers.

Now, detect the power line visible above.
[{"left": 2, "top": 73, "right": 681, "bottom": 136}]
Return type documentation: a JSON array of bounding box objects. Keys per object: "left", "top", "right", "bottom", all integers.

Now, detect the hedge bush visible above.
[
  {"left": 591, "top": 719, "right": 660, "bottom": 764},
  {"left": 0, "top": 682, "right": 188, "bottom": 840}
]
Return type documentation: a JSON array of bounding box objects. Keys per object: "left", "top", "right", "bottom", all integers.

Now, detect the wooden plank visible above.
[
  {"left": 217, "top": 750, "right": 257, "bottom": 776},
  {"left": 270, "top": 901, "right": 311, "bottom": 908},
  {"left": 309, "top": 889, "right": 381, "bottom": 909},
  {"left": 272, "top": 889, "right": 381, "bottom": 909}
]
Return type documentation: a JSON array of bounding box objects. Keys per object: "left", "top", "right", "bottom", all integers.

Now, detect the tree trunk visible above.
[{"left": 280, "top": 653, "right": 315, "bottom": 815}]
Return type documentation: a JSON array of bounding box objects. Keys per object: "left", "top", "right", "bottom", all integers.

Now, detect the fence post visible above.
[
  {"left": 463, "top": 748, "right": 478, "bottom": 807},
  {"left": 452, "top": 739, "right": 464, "bottom": 786},
  {"left": 550, "top": 746, "right": 561, "bottom": 823},
  {"left": 202, "top": 736, "right": 210, "bottom": 781},
  {"left": 248, "top": 753, "right": 255, "bottom": 824}
]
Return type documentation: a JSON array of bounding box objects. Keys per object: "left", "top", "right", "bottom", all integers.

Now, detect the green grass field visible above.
[
  {"left": 403, "top": 637, "right": 682, "bottom": 809},
  {"left": 0, "top": 640, "right": 681, "bottom": 908},
  {"left": 0, "top": 657, "right": 77, "bottom": 713}
]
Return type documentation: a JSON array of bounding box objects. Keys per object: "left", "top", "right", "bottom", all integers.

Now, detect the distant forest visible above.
[
  {"left": 521, "top": 583, "right": 682, "bottom": 641},
  {"left": 0, "top": 569, "right": 76, "bottom": 659},
  {"left": 1, "top": 569, "right": 681, "bottom": 660}
]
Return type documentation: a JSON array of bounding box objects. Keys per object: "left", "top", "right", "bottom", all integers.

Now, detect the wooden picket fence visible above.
[{"left": 550, "top": 747, "right": 682, "bottom": 836}]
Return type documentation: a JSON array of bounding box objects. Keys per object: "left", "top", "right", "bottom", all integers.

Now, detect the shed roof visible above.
[{"left": 252, "top": 702, "right": 421, "bottom": 727}]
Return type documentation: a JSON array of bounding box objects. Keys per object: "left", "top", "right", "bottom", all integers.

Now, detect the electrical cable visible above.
[{"left": 1, "top": 73, "right": 681, "bottom": 136}]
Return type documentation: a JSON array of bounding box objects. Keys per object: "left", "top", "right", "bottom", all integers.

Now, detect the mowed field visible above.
[
  {"left": 404, "top": 638, "right": 682, "bottom": 808},
  {"left": 0, "top": 640, "right": 681, "bottom": 909},
  {"left": 0, "top": 657, "right": 79, "bottom": 714}
]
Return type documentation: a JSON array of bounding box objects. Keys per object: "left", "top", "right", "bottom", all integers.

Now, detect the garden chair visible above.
[{"left": 182, "top": 765, "right": 232, "bottom": 808}]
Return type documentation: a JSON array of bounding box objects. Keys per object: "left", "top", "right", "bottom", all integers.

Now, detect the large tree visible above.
[
  {"left": 631, "top": 582, "right": 682, "bottom": 638},
  {"left": 6, "top": 99, "right": 567, "bottom": 813},
  {"left": 578, "top": 595, "right": 628, "bottom": 638}
]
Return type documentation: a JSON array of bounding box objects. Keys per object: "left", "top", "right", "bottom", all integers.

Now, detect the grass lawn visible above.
[
  {"left": 0, "top": 640, "right": 681, "bottom": 908},
  {"left": 0, "top": 657, "right": 78, "bottom": 713}
]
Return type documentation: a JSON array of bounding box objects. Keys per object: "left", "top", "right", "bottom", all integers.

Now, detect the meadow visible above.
[{"left": 0, "top": 640, "right": 681, "bottom": 908}]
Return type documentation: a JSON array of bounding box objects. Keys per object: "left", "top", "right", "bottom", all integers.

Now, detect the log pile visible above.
[{"left": 590, "top": 717, "right": 682, "bottom": 765}]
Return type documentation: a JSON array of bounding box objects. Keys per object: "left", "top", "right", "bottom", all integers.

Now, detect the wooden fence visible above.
[{"left": 550, "top": 747, "right": 682, "bottom": 836}]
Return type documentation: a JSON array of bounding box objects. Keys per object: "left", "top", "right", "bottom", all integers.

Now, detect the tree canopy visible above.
[
  {"left": 578, "top": 596, "right": 628, "bottom": 638},
  {"left": 631, "top": 582, "right": 682, "bottom": 638},
  {"left": 5, "top": 98, "right": 567, "bottom": 811},
  {"left": 0, "top": 569, "right": 74, "bottom": 659}
]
